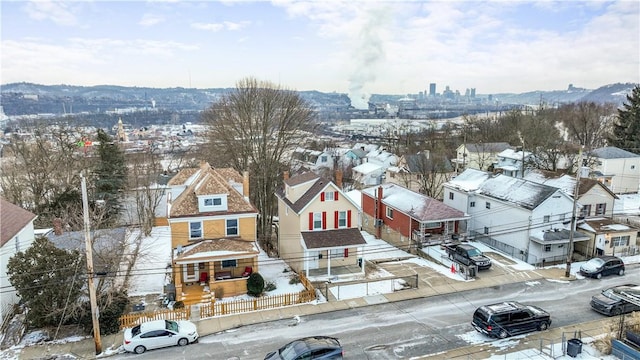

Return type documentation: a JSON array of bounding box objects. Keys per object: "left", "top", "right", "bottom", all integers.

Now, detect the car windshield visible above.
[
  {"left": 279, "top": 341, "right": 304, "bottom": 360},
  {"left": 602, "top": 288, "right": 623, "bottom": 301},
  {"left": 165, "top": 320, "right": 179, "bottom": 332},
  {"left": 582, "top": 258, "right": 605, "bottom": 271},
  {"left": 467, "top": 249, "right": 482, "bottom": 257}
]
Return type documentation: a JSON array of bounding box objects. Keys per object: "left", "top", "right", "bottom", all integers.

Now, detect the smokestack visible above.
[
  {"left": 53, "top": 218, "right": 63, "bottom": 236},
  {"left": 283, "top": 171, "right": 289, "bottom": 181},
  {"left": 335, "top": 170, "right": 343, "bottom": 189},
  {"left": 243, "top": 171, "right": 250, "bottom": 199}
]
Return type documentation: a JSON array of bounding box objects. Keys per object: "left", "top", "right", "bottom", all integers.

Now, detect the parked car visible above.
[
  {"left": 590, "top": 283, "right": 640, "bottom": 316},
  {"left": 445, "top": 243, "right": 492, "bottom": 270},
  {"left": 123, "top": 319, "right": 198, "bottom": 354},
  {"left": 579, "top": 256, "right": 625, "bottom": 279},
  {"left": 264, "top": 336, "right": 343, "bottom": 360},
  {"left": 471, "top": 301, "right": 552, "bottom": 339}
]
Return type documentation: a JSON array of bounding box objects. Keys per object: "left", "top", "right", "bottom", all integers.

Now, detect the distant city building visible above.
[
  {"left": 429, "top": 83, "right": 436, "bottom": 96},
  {"left": 471, "top": 88, "right": 476, "bottom": 98}
]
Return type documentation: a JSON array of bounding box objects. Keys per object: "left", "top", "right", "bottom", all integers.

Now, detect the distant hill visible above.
[
  {"left": 490, "top": 83, "right": 637, "bottom": 107},
  {"left": 0, "top": 82, "right": 637, "bottom": 117}
]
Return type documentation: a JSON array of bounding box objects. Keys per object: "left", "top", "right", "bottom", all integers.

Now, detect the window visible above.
[
  {"left": 190, "top": 221, "right": 202, "bottom": 239},
  {"left": 424, "top": 222, "right": 441, "bottom": 229},
  {"left": 484, "top": 226, "right": 489, "bottom": 234},
  {"left": 543, "top": 215, "right": 550, "bottom": 223},
  {"left": 449, "top": 192, "right": 454, "bottom": 200},
  {"left": 595, "top": 203, "right": 606, "bottom": 216},
  {"left": 611, "top": 235, "right": 630, "bottom": 247},
  {"left": 544, "top": 244, "right": 551, "bottom": 252},
  {"left": 226, "top": 219, "right": 238, "bottom": 236},
  {"left": 321, "top": 155, "right": 328, "bottom": 162},
  {"left": 313, "top": 212, "right": 323, "bottom": 229},
  {"left": 559, "top": 213, "right": 566, "bottom": 222},
  {"left": 485, "top": 202, "right": 491, "bottom": 209},
  {"left": 581, "top": 204, "right": 591, "bottom": 217},
  {"left": 511, "top": 311, "right": 531, "bottom": 321},
  {"left": 338, "top": 211, "right": 347, "bottom": 228},
  {"left": 470, "top": 201, "right": 476, "bottom": 208},
  {"left": 204, "top": 197, "right": 222, "bottom": 206},
  {"left": 386, "top": 207, "right": 394, "bottom": 219},
  {"left": 325, "top": 191, "right": 335, "bottom": 201},
  {"left": 330, "top": 249, "right": 344, "bottom": 258},
  {"left": 222, "top": 259, "right": 237, "bottom": 268}
]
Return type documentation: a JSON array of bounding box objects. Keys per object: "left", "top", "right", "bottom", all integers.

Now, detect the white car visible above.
[{"left": 123, "top": 319, "right": 198, "bottom": 354}]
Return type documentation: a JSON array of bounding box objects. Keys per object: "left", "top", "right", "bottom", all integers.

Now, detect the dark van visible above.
[{"left": 471, "top": 301, "right": 552, "bottom": 339}]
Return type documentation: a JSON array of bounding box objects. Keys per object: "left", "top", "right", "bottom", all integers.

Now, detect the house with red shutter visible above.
[
  {"left": 275, "top": 171, "right": 367, "bottom": 280},
  {"left": 361, "top": 183, "right": 469, "bottom": 249}
]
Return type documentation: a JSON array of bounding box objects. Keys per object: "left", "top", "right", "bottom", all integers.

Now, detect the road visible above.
[{"left": 111, "top": 264, "right": 638, "bottom": 359}]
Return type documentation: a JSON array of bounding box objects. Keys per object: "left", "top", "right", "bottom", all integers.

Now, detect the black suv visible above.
[
  {"left": 590, "top": 283, "right": 640, "bottom": 316},
  {"left": 472, "top": 301, "right": 552, "bottom": 339},
  {"left": 264, "top": 336, "right": 343, "bottom": 360},
  {"left": 579, "top": 256, "right": 625, "bottom": 279}
]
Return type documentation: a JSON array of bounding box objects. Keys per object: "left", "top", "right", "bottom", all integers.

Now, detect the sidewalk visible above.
[{"left": 12, "top": 267, "right": 585, "bottom": 360}]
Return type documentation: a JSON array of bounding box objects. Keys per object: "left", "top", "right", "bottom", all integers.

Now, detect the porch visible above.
[{"left": 307, "top": 264, "right": 364, "bottom": 282}]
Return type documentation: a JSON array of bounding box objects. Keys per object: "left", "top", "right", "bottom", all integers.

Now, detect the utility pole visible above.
[
  {"left": 81, "top": 173, "right": 102, "bottom": 354},
  {"left": 565, "top": 146, "right": 583, "bottom": 278}
]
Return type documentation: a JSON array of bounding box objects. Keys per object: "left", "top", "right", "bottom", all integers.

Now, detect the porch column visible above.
[
  {"left": 304, "top": 250, "right": 309, "bottom": 278},
  {"left": 207, "top": 261, "right": 214, "bottom": 287},
  {"left": 327, "top": 250, "right": 331, "bottom": 277}
]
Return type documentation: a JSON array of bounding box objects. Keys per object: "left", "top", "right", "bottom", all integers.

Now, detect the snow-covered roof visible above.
[
  {"left": 345, "top": 190, "right": 362, "bottom": 209},
  {"left": 497, "top": 148, "right": 532, "bottom": 160},
  {"left": 446, "top": 168, "right": 491, "bottom": 191},
  {"left": 591, "top": 146, "right": 640, "bottom": 159},
  {"left": 476, "top": 174, "right": 560, "bottom": 210},
  {"left": 524, "top": 172, "right": 576, "bottom": 194},
  {"left": 353, "top": 162, "right": 383, "bottom": 174},
  {"left": 362, "top": 183, "right": 467, "bottom": 222}
]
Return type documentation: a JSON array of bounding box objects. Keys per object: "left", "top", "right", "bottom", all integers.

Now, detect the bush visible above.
[
  {"left": 173, "top": 301, "right": 185, "bottom": 309},
  {"left": 288, "top": 274, "right": 301, "bottom": 285},
  {"left": 77, "top": 290, "right": 129, "bottom": 335},
  {"left": 264, "top": 281, "right": 277, "bottom": 292},
  {"left": 247, "top": 272, "right": 265, "bottom": 297}
]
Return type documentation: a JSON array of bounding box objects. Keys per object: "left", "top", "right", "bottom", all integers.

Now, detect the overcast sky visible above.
[{"left": 1, "top": 0, "right": 639, "bottom": 99}]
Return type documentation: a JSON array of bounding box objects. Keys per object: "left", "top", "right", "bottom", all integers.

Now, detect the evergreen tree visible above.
[
  {"left": 7, "top": 237, "right": 84, "bottom": 328},
  {"left": 94, "top": 129, "right": 127, "bottom": 226},
  {"left": 609, "top": 85, "right": 640, "bottom": 153}
]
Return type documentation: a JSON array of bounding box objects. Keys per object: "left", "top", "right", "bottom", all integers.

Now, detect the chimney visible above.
[
  {"left": 283, "top": 171, "right": 289, "bottom": 181},
  {"left": 243, "top": 171, "right": 250, "bottom": 199},
  {"left": 53, "top": 218, "right": 63, "bottom": 236},
  {"left": 376, "top": 186, "right": 383, "bottom": 239},
  {"left": 335, "top": 170, "right": 343, "bottom": 189}
]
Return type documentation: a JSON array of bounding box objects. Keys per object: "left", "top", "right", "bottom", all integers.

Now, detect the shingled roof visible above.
[
  {"left": 301, "top": 228, "right": 367, "bottom": 249},
  {"left": 169, "top": 163, "right": 256, "bottom": 217},
  {"left": 174, "top": 238, "right": 259, "bottom": 262},
  {"left": 1, "top": 198, "right": 37, "bottom": 247},
  {"left": 276, "top": 175, "right": 333, "bottom": 214},
  {"left": 477, "top": 174, "right": 560, "bottom": 210}
]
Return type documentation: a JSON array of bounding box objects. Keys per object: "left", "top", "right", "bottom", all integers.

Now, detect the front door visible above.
[{"left": 183, "top": 263, "right": 198, "bottom": 282}]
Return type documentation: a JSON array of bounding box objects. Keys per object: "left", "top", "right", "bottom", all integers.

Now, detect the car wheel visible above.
[
  {"left": 178, "top": 338, "right": 189, "bottom": 346},
  {"left": 618, "top": 269, "right": 625, "bottom": 276},
  {"left": 538, "top": 322, "right": 549, "bottom": 331},
  {"left": 613, "top": 307, "right": 622, "bottom": 316},
  {"left": 498, "top": 330, "right": 508, "bottom": 339},
  {"left": 596, "top": 273, "right": 602, "bottom": 279},
  {"left": 134, "top": 345, "right": 146, "bottom": 354}
]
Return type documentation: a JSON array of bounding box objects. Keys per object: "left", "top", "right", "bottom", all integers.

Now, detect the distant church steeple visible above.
[{"left": 116, "top": 117, "right": 128, "bottom": 142}]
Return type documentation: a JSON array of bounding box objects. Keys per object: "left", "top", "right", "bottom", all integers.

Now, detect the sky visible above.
[{"left": 1, "top": 0, "right": 639, "bottom": 102}]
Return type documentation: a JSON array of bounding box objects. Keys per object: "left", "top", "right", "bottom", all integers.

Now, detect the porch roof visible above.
[
  {"left": 529, "top": 228, "right": 591, "bottom": 245},
  {"left": 174, "top": 238, "right": 259, "bottom": 263},
  {"left": 301, "top": 228, "right": 367, "bottom": 250}
]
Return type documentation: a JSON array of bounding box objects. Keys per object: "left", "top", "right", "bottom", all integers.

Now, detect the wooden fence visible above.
[
  {"left": 119, "top": 273, "right": 316, "bottom": 329},
  {"left": 119, "top": 308, "right": 191, "bottom": 330}
]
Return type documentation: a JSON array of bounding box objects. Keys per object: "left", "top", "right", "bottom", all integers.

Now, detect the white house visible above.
[
  {"left": 589, "top": 146, "right": 640, "bottom": 194},
  {"left": 0, "top": 199, "right": 37, "bottom": 326},
  {"left": 494, "top": 148, "right": 534, "bottom": 178},
  {"left": 443, "top": 169, "right": 589, "bottom": 265}
]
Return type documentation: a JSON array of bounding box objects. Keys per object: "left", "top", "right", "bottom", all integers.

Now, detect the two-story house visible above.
[
  {"left": 524, "top": 170, "right": 619, "bottom": 218},
  {"left": 589, "top": 146, "right": 640, "bottom": 194},
  {"left": 443, "top": 169, "right": 590, "bottom": 265},
  {"left": 167, "top": 162, "right": 259, "bottom": 304},
  {"left": 0, "top": 198, "right": 37, "bottom": 325},
  {"left": 495, "top": 148, "right": 534, "bottom": 178},
  {"left": 385, "top": 152, "right": 454, "bottom": 195},
  {"left": 275, "top": 172, "right": 367, "bottom": 280},
  {"left": 291, "top": 147, "right": 335, "bottom": 171},
  {"left": 452, "top": 142, "right": 511, "bottom": 173},
  {"left": 361, "top": 183, "right": 469, "bottom": 249}
]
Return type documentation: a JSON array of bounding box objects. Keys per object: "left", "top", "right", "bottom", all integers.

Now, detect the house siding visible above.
[{"left": 0, "top": 223, "right": 36, "bottom": 326}]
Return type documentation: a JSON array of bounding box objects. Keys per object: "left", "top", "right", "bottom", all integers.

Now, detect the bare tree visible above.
[
  {"left": 557, "top": 102, "right": 617, "bottom": 151},
  {"left": 201, "top": 77, "right": 317, "bottom": 251}
]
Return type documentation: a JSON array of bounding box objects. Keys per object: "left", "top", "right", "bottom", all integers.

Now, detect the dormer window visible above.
[
  {"left": 321, "top": 191, "right": 338, "bottom": 201},
  {"left": 198, "top": 194, "right": 228, "bottom": 212}
]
